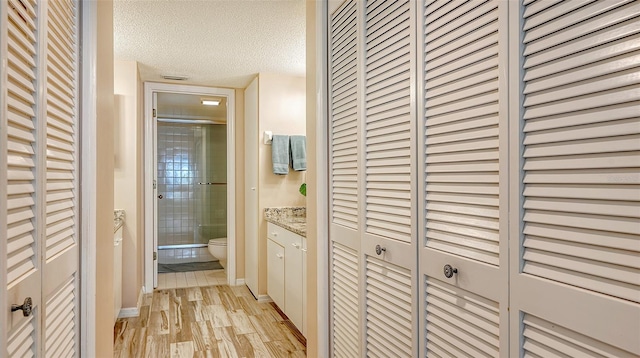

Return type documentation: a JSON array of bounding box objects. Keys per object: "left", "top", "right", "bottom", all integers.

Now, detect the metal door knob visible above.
[
  {"left": 158, "top": 194, "right": 163, "bottom": 199},
  {"left": 443, "top": 264, "right": 458, "bottom": 278},
  {"left": 11, "top": 297, "right": 33, "bottom": 317},
  {"left": 375, "top": 244, "right": 386, "bottom": 255}
]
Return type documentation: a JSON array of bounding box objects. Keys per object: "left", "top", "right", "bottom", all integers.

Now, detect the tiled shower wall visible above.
[{"left": 157, "top": 122, "right": 227, "bottom": 248}]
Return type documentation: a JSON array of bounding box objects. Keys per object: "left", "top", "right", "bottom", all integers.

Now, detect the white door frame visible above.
[
  {"left": 80, "top": 1, "right": 98, "bottom": 356},
  {"left": 143, "top": 82, "right": 237, "bottom": 292},
  {"left": 314, "top": 0, "right": 330, "bottom": 355}
]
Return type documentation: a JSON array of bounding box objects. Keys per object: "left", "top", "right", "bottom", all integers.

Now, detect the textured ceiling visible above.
[{"left": 114, "top": 0, "right": 306, "bottom": 89}]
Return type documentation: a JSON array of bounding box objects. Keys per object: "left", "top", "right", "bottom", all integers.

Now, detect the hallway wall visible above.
[
  {"left": 114, "top": 60, "right": 144, "bottom": 309},
  {"left": 96, "top": 0, "right": 116, "bottom": 355}
]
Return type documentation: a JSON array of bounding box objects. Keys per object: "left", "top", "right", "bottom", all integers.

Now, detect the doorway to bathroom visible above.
[{"left": 144, "top": 83, "right": 237, "bottom": 291}]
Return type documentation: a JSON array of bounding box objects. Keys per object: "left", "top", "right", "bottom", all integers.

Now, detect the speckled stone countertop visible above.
[{"left": 264, "top": 207, "right": 306, "bottom": 237}]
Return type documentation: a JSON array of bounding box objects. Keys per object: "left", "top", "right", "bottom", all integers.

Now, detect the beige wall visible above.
[
  {"left": 114, "top": 60, "right": 144, "bottom": 309},
  {"left": 305, "top": 1, "right": 319, "bottom": 355},
  {"left": 96, "top": 0, "right": 115, "bottom": 355},
  {"left": 256, "top": 73, "right": 307, "bottom": 295},
  {"left": 234, "top": 88, "right": 246, "bottom": 278}
]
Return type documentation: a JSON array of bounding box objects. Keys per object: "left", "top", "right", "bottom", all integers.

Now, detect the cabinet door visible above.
[
  {"left": 244, "top": 78, "right": 259, "bottom": 296},
  {"left": 302, "top": 238, "right": 307, "bottom": 337},
  {"left": 266, "top": 239, "right": 285, "bottom": 310},
  {"left": 285, "top": 237, "right": 304, "bottom": 332}
]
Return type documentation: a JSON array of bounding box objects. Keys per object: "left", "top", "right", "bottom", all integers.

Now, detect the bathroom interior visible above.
[{"left": 155, "top": 93, "right": 229, "bottom": 280}]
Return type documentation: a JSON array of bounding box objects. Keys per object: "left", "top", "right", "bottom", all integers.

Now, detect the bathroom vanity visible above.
[{"left": 264, "top": 207, "right": 307, "bottom": 337}]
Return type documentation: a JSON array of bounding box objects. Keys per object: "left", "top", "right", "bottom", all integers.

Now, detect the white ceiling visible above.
[{"left": 114, "top": 0, "right": 307, "bottom": 89}]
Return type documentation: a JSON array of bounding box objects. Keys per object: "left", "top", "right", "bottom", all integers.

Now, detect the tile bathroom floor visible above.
[
  {"left": 156, "top": 270, "right": 228, "bottom": 290},
  {"left": 113, "top": 278, "right": 306, "bottom": 358}
]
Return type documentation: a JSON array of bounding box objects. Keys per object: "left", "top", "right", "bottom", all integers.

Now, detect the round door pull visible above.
[
  {"left": 375, "top": 244, "right": 386, "bottom": 255},
  {"left": 443, "top": 264, "right": 458, "bottom": 278},
  {"left": 11, "top": 297, "right": 33, "bottom": 317},
  {"left": 158, "top": 195, "right": 163, "bottom": 199}
]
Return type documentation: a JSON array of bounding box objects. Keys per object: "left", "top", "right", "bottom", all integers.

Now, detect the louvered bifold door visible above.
[
  {"left": 1, "top": 0, "right": 42, "bottom": 355},
  {"left": 418, "top": 0, "right": 510, "bottom": 356},
  {"left": 362, "top": 0, "right": 418, "bottom": 356},
  {"left": 41, "top": 0, "right": 80, "bottom": 356},
  {"left": 328, "top": 0, "right": 362, "bottom": 356},
  {"left": 509, "top": 1, "right": 640, "bottom": 356}
]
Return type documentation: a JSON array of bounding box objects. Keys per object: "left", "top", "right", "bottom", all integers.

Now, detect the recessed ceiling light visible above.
[{"left": 201, "top": 99, "right": 220, "bottom": 106}]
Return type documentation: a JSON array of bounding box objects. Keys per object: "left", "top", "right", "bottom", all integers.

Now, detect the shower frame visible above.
[{"left": 155, "top": 118, "right": 227, "bottom": 250}]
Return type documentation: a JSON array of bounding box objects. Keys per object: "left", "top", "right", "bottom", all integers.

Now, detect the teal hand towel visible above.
[
  {"left": 290, "top": 135, "right": 306, "bottom": 171},
  {"left": 272, "top": 135, "right": 290, "bottom": 175}
]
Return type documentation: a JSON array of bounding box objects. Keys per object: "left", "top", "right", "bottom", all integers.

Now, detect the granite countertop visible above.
[{"left": 264, "top": 207, "right": 306, "bottom": 237}]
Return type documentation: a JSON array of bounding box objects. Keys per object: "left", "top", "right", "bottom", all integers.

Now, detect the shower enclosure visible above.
[{"left": 156, "top": 121, "right": 227, "bottom": 264}]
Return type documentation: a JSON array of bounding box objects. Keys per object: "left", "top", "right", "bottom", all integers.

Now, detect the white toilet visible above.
[{"left": 208, "top": 237, "right": 227, "bottom": 269}]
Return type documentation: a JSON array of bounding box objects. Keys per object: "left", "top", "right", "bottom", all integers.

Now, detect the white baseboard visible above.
[
  {"left": 118, "top": 287, "right": 144, "bottom": 319},
  {"left": 233, "top": 278, "right": 245, "bottom": 286},
  {"left": 257, "top": 295, "right": 272, "bottom": 303}
]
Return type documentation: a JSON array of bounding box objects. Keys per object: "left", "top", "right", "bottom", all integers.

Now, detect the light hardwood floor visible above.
[{"left": 114, "top": 274, "right": 306, "bottom": 357}]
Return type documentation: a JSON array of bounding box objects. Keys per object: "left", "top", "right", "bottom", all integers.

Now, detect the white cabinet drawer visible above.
[{"left": 267, "top": 222, "right": 302, "bottom": 248}]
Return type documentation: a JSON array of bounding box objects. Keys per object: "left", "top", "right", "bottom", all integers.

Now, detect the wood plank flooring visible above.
[{"left": 114, "top": 283, "right": 306, "bottom": 357}]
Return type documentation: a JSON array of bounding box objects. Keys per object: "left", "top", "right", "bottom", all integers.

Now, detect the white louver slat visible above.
[
  {"left": 45, "top": 0, "right": 77, "bottom": 260},
  {"left": 364, "top": 0, "right": 413, "bottom": 243},
  {"left": 7, "top": 317, "right": 36, "bottom": 358},
  {"left": 522, "top": 314, "right": 637, "bottom": 358},
  {"left": 424, "top": 0, "right": 501, "bottom": 266},
  {"left": 365, "top": 257, "right": 412, "bottom": 357},
  {"left": 331, "top": 243, "right": 359, "bottom": 358},
  {"left": 331, "top": 0, "right": 359, "bottom": 231},
  {"left": 521, "top": 0, "right": 640, "bottom": 303},
  {"left": 45, "top": 278, "right": 76, "bottom": 357},
  {"left": 6, "top": 0, "right": 38, "bottom": 288},
  {"left": 424, "top": 277, "right": 500, "bottom": 358}
]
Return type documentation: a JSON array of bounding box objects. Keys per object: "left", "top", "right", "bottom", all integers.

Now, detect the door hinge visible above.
[
  {"left": 153, "top": 108, "right": 157, "bottom": 117},
  {"left": 153, "top": 179, "right": 157, "bottom": 189},
  {"left": 153, "top": 252, "right": 157, "bottom": 260}
]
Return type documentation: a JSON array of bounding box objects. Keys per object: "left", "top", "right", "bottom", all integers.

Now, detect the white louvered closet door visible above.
[
  {"left": 2, "top": 0, "right": 42, "bottom": 355},
  {"left": 329, "top": 0, "right": 361, "bottom": 356},
  {"left": 329, "top": 0, "right": 419, "bottom": 356},
  {"left": 1, "top": 0, "right": 80, "bottom": 356},
  {"left": 42, "top": 0, "right": 80, "bottom": 356},
  {"left": 509, "top": 1, "right": 640, "bottom": 356},
  {"left": 418, "top": 0, "right": 509, "bottom": 356},
  {"left": 361, "top": 0, "right": 417, "bottom": 356}
]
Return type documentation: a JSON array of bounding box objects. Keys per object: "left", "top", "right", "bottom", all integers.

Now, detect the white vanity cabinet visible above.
[{"left": 267, "top": 222, "right": 306, "bottom": 335}]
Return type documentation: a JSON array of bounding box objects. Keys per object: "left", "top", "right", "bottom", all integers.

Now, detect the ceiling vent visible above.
[{"left": 161, "top": 74, "right": 188, "bottom": 81}]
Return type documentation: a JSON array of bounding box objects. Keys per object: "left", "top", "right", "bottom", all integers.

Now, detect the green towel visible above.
[
  {"left": 290, "top": 135, "right": 306, "bottom": 171},
  {"left": 272, "top": 135, "right": 290, "bottom": 175}
]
